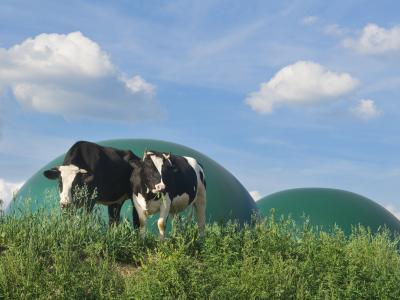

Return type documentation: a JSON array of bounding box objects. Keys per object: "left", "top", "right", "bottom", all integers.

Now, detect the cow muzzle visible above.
[{"left": 152, "top": 182, "right": 166, "bottom": 193}]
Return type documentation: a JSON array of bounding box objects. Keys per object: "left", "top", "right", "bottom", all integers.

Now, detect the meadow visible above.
[{"left": 0, "top": 201, "right": 400, "bottom": 299}]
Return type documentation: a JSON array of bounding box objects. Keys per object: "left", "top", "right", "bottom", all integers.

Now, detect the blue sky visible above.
[{"left": 0, "top": 0, "right": 400, "bottom": 217}]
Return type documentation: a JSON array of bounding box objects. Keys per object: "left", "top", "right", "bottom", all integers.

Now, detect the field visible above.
[{"left": 0, "top": 204, "right": 400, "bottom": 299}]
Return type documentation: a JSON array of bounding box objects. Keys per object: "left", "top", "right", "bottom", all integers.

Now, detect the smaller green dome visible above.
[{"left": 257, "top": 188, "right": 400, "bottom": 235}]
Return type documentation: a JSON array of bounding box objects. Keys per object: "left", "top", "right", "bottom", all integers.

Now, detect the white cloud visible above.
[
  {"left": 384, "top": 204, "right": 400, "bottom": 220},
  {"left": 0, "top": 179, "right": 23, "bottom": 210},
  {"left": 0, "top": 32, "right": 161, "bottom": 121},
  {"left": 351, "top": 99, "right": 382, "bottom": 120},
  {"left": 246, "top": 61, "right": 359, "bottom": 114},
  {"left": 302, "top": 16, "right": 318, "bottom": 25},
  {"left": 249, "top": 190, "right": 262, "bottom": 201},
  {"left": 343, "top": 24, "right": 400, "bottom": 54}
]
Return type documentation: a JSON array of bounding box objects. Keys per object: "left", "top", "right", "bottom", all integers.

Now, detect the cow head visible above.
[
  {"left": 43, "top": 164, "right": 93, "bottom": 209},
  {"left": 136, "top": 151, "right": 177, "bottom": 195}
]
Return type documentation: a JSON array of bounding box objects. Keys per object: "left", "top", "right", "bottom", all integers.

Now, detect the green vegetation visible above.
[{"left": 0, "top": 199, "right": 400, "bottom": 299}]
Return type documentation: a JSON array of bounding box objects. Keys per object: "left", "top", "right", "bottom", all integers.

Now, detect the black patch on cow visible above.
[
  {"left": 43, "top": 168, "right": 60, "bottom": 180},
  {"left": 165, "top": 155, "right": 197, "bottom": 203}
]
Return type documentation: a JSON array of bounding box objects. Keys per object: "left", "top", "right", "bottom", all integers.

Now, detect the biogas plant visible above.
[{"left": 8, "top": 139, "right": 400, "bottom": 236}]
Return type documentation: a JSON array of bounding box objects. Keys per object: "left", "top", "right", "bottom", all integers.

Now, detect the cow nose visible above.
[{"left": 153, "top": 183, "right": 166, "bottom": 193}]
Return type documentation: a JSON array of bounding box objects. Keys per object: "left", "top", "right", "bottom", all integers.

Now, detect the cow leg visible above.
[
  {"left": 108, "top": 203, "right": 122, "bottom": 226},
  {"left": 132, "top": 196, "right": 147, "bottom": 237},
  {"left": 187, "top": 204, "right": 194, "bottom": 222},
  {"left": 194, "top": 188, "right": 207, "bottom": 237},
  {"left": 131, "top": 200, "right": 140, "bottom": 229},
  {"left": 158, "top": 195, "right": 171, "bottom": 241},
  {"left": 169, "top": 213, "right": 176, "bottom": 235}
]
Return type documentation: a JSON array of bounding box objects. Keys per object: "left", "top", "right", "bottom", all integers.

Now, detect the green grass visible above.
[{"left": 0, "top": 205, "right": 400, "bottom": 299}]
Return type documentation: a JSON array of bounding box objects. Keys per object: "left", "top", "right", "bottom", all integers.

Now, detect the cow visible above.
[
  {"left": 43, "top": 141, "right": 140, "bottom": 227},
  {"left": 129, "top": 150, "right": 206, "bottom": 240}
]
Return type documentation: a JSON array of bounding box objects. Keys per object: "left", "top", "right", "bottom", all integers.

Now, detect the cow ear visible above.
[
  {"left": 143, "top": 147, "right": 151, "bottom": 156},
  {"left": 43, "top": 167, "right": 60, "bottom": 180},
  {"left": 79, "top": 168, "right": 92, "bottom": 181}
]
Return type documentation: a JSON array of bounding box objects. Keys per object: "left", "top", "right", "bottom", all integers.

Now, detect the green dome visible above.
[
  {"left": 9, "top": 139, "right": 257, "bottom": 226},
  {"left": 257, "top": 188, "right": 400, "bottom": 235}
]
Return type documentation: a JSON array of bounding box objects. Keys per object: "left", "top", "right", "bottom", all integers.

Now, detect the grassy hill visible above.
[{"left": 0, "top": 205, "right": 399, "bottom": 299}]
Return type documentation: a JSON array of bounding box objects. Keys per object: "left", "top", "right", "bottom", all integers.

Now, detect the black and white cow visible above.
[
  {"left": 129, "top": 150, "right": 206, "bottom": 239},
  {"left": 43, "top": 141, "right": 140, "bottom": 227}
]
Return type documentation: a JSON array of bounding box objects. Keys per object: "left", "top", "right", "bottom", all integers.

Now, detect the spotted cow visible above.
[{"left": 130, "top": 151, "right": 206, "bottom": 239}]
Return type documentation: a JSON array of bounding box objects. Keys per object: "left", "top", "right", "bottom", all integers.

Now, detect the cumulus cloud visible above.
[
  {"left": 0, "top": 179, "right": 23, "bottom": 210},
  {"left": 343, "top": 24, "right": 400, "bottom": 54},
  {"left": 351, "top": 99, "right": 382, "bottom": 120},
  {"left": 249, "top": 190, "right": 262, "bottom": 201},
  {"left": 246, "top": 61, "right": 359, "bottom": 114},
  {"left": 384, "top": 204, "right": 400, "bottom": 220},
  {"left": 0, "top": 32, "right": 160, "bottom": 121}
]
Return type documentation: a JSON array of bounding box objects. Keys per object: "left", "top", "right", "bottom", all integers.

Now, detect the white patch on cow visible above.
[
  {"left": 132, "top": 195, "right": 148, "bottom": 236},
  {"left": 170, "top": 193, "right": 190, "bottom": 214},
  {"left": 184, "top": 156, "right": 205, "bottom": 191},
  {"left": 58, "top": 164, "right": 87, "bottom": 207},
  {"left": 149, "top": 154, "right": 166, "bottom": 192},
  {"left": 183, "top": 156, "right": 197, "bottom": 167},
  {"left": 149, "top": 155, "right": 163, "bottom": 175},
  {"left": 134, "top": 193, "right": 148, "bottom": 211},
  {"left": 133, "top": 192, "right": 162, "bottom": 215},
  {"left": 158, "top": 195, "right": 171, "bottom": 240}
]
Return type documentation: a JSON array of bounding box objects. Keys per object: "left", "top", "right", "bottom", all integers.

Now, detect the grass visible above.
[{"left": 0, "top": 202, "right": 400, "bottom": 299}]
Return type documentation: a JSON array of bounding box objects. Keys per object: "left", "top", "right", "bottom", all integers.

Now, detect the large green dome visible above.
[
  {"left": 9, "top": 139, "right": 257, "bottom": 226},
  {"left": 257, "top": 188, "right": 400, "bottom": 235}
]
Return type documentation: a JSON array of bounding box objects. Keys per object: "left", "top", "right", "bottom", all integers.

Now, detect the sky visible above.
[{"left": 0, "top": 0, "right": 400, "bottom": 218}]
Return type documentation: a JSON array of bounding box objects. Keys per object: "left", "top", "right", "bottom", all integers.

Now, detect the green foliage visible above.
[{"left": 0, "top": 203, "right": 399, "bottom": 299}]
